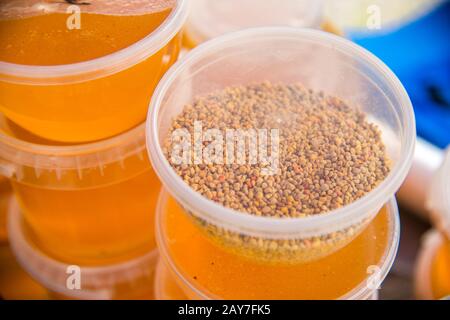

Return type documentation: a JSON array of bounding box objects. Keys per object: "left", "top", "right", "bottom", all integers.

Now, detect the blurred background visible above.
[{"left": 324, "top": 0, "right": 449, "bottom": 299}]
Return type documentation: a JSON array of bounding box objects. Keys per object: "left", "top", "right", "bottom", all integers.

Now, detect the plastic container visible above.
[
  {"left": 397, "top": 138, "right": 443, "bottom": 218},
  {"left": 0, "top": 0, "right": 188, "bottom": 142},
  {"left": 154, "top": 190, "right": 400, "bottom": 300},
  {"left": 415, "top": 147, "right": 450, "bottom": 300},
  {"left": 7, "top": 199, "right": 158, "bottom": 300},
  {"left": 0, "top": 176, "right": 11, "bottom": 243},
  {"left": 415, "top": 230, "right": 450, "bottom": 300},
  {"left": 146, "top": 27, "right": 415, "bottom": 264},
  {"left": 0, "top": 118, "right": 160, "bottom": 265},
  {"left": 182, "top": 0, "right": 341, "bottom": 48}
]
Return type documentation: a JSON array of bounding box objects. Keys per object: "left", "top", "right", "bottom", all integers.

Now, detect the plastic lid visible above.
[
  {"left": 185, "top": 0, "right": 324, "bottom": 44},
  {"left": 428, "top": 147, "right": 450, "bottom": 237},
  {"left": 7, "top": 198, "right": 158, "bottom": 299},
  {"left": 0, "top": 0, "right": 189, "bottom": 84}
]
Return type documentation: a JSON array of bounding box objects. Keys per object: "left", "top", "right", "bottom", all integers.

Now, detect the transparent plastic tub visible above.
[
  {"left": 0, "top": 176, "right": 11, "bottom": 243},
  {"left": 415, "top": 147, "right": 450, "bottom": 300},
  {"left": 0, "top": 119, "right": 160, "bottom": 265},
  {"left": 7, "top": 198, "right": 158, "bottom": 300},
  {"left": 146, "top": 28, "right": 415, "bottom": 264},
  {"left": 415, "top": 230, "right": 450, "bottom": 300},
  {"left": 154, "top": 190, "right": 400, "bottom": 300},
  {"left": 0, "top": 0, "right": 188, "bottom": 142},
  {"left": 182, "top": 0, "right": 332, "bottom": 48}
]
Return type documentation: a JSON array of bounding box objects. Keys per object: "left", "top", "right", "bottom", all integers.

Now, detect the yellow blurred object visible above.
[{"left": 0, "top": 177, "right": 11, "bottom": 243}]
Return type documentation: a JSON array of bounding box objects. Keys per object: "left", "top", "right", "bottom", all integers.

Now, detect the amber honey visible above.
[
  {"left": 181, "top": 0, "right": 342, "bottom": 50},
  {"left": 0, "top": 115, "right": 161, "bottom": 265},
  {"left": 422, "top": 147, "right": 450, "bottom": 300},
  {"left": 157, "top": 195, "right": 393, "bottom": 299},
  {"left": 0, "top": 177, "right": 11, "bottom": 243},
  {"left": 0, "top": 2, "right": 185, "bottom": 142},
  {"left": 183, "top": 20, "right": 342, "bottom": 50},
  {"left": 0, "top": 243, "right": 48, "bottom": 300},
  {"left": 6, "top": 205, "right": 159, "bottom": 300}
]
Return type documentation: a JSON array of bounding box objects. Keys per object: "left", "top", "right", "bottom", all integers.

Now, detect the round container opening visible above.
[{"left": 0, "top": 0, "right": 189, "bottom": 142}]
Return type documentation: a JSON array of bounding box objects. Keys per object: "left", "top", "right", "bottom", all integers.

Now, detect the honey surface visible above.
[{"left": 0, "top": 10, "right": 170, "bottom": 65}]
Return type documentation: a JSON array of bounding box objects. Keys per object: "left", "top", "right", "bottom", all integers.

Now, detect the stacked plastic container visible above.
[{"left": 0, "top": 0, "right": 189, "bottom": 299}]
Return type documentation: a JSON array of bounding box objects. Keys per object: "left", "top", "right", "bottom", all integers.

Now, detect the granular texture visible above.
[
  {"left": 165, "top": 82, "right": 390, "bottom": 217},
  {"left": 163, "top": 82, "right": 390, "bottom": 264}
]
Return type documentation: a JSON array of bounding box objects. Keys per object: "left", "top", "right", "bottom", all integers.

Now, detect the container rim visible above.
[
  {"left": 7, "top": 197, "right": 159, "bottom": 299},
  {"left": 442, "top": 150, "right": 450, "bottom": 233},
  {"left": 155, "top": 190, "right": 400, "bottom": 300},
  {"left": 428, "top": 147, "right": 450, "bottom": 237},
  {"left": 341, "top": 197, "right": 400, "bottom": 300},
  {"left": 0, "top": 121, "right": 145, "bottom": 158},
  {"left": 146, "top": 27, "right": 416, "bottom": 235},
  {"left": 0, "top": 0, "right": 189, "bottom": 84},
  {"left": 184, "top": 0, "right": 323, "bottom": 45}
]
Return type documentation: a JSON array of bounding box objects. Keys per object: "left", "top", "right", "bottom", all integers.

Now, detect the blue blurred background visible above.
[{"left": 338, "top": 0, "right": 450, "bottom": 148}]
